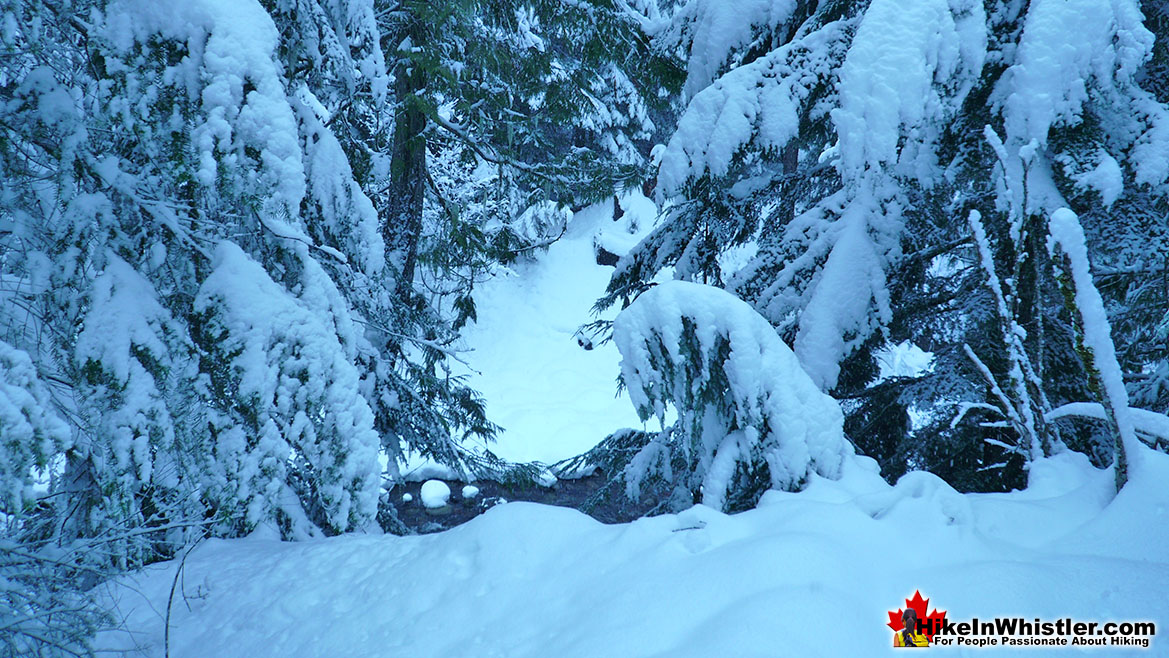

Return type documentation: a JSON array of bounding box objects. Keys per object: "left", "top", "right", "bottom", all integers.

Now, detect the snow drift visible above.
[{"left": 98, "top": 448, "right": 1169, "bottom": 657}]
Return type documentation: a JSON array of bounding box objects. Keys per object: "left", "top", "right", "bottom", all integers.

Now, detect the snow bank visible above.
[{"left": 99, "top": 449, "right": 1169, "bottom": 657}]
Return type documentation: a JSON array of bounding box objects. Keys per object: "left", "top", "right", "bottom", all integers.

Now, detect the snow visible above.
[
  {"left": 776, "top": 0, "right": 988, "bottom": 391},
  {"left": 659, "top": 0, "right": 987, "bottom": 193},
  {"left": 75, "top": 255, "right": 172, "bottom": 388},
  {"left": 1047, "top": 402, "right": 1169, "bottom": 448},
  {"left": 990, "top": 0, "right": 1169, "bottom": 193},
  {"left": 791, "top": 189, "right": 897, "bottom": 391},
  {"left": 665, "top": 0, "right": 797, "bottom": 100},
  {"left": 462, "top": 485, "right": 480, "bottom": 500},
  {"left": 832, "top": 0, "right": 985, "bottom": 182},
  {"left": 1072, "top": 150, "right": 1124, "bottom": 207},
  {"left": 658, "top": 18, "right": 851, "bottom": 194},
  {"left": 876, "top": 341, "right": 935, "bottom": 381},
  {"left": 420, "top": 480, "right": 451, "bottom": 509},
  {"left": 102, "top": 0, "right": 307, "bottom": 212},
  {"left": 71, "top": 255, "right": 185, "bottom": 502},
  {"left": 0, "top": 340, "right": 70, "bottom": 510},
  {"left": 663, "top": 0, "right": 992, "bottom": 392},
  {"left": 293, "top": 85, "right": 385, "bottom": 275},
  {"left": 592, "top": 193, "right": 658, "bottom": 259},
  {"left": 997, "top": 0, "right": 1152, "bottom": 149},
  {"left": 99, "top": 447, "right": 1169, "bottom": 657},
  {"left": 444, "top": 194, "right": 655, "bottom": 466}
]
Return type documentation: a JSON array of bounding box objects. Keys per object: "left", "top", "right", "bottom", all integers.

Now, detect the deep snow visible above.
[{"left": 98, "top": 449, "right": 1169, "bottom": 657}]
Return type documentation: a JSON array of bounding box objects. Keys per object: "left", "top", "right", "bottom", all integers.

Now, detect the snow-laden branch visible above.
[
  {"left": 1048, "top": 207, "right": 1145, "bottom": 486},
  {"left": 1046, "top": 402, "right": 1169, "bottom": 451}
]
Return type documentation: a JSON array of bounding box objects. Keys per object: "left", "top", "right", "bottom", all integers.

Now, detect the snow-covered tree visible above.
[
  {"left": 605, "top": 0, "right": 989, "bottom": 392},
  {"left": 597, "top": 281, "right": 852, "bottom": 512},
  {"left": 903, "top": 0, "right": 1169, "bottom": 487},
  {"left": 603, "top": 0, "right": 1169, "bottom": 491},
  {"left": 83, "top": 0, "right": 390, "bottom": 540},
  {"left": 0, "top": 341, "right": 69, "bottom": 516},
  {"left": 375, "top": 0, "right": 674, "bottom": 284},
  {"left": 2, "top": 0, "right": 459, "bottom": 552},
  {"left": 194, "top": 244, "right": 381, "bottom": 536},
  {"left": 0, "top": 0, "right": 679, "bottom": 560},
  {"left": 1048, "top": 208, "right": 1147, "bottom": 490}
]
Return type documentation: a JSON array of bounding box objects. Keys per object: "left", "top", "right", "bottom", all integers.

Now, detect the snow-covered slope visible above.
[
  {"left": 432, "top": 193, "right": 658, "bottom": 468},
  {"left": 99, "top": 449, "right": 1169, "bottom": 657}
]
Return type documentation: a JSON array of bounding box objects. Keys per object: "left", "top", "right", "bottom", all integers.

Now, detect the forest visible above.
[{"left": 2, "top": 0, "right": 1169, "bottom": 655}]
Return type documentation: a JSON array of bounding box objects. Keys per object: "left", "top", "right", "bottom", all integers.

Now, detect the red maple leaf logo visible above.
[{"left": 887, "top": 590, "right": 947, "bottom": 641}]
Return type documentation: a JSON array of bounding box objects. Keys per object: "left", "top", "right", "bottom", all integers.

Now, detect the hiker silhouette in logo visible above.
[{"left": 895, "top": 608, "right": 929, "bottom": 647}]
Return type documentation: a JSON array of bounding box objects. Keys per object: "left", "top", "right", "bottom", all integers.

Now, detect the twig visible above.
[
  {"left": 352, "top": 317, "right": 478, "bottom": 371},
  {"left": 428, "top": 113, "right": 558, "bottom": 183},
  {"left": 165, "top": 535, "right": 206, "bottom": 658},
  {"left": 253, "top": 210, "right": 349, "bottom": 264}
]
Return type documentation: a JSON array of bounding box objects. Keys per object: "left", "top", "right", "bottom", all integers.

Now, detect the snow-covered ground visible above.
[
  {"left": 98, "top": 449, "right": 1169, "bottom": 657},
  {"left": 415, "top": 193, "right": 658, "bottom": 469}
]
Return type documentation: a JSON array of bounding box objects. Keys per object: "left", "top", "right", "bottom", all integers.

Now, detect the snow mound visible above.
[
  {"left": 420, "top": 480, "right": 451, "bottom": 509},
  {"left": 99, "top": 448, "right": 1169, "bottom": 657}
]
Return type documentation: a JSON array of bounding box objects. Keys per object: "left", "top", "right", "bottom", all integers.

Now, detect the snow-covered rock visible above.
[{"left": 420, "top": 480, "right": 451, "bottom": 509}]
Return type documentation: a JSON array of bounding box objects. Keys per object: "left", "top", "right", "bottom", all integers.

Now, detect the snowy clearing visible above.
[{"left": 432, "top": 193, "right": 658, "bottom": 468}]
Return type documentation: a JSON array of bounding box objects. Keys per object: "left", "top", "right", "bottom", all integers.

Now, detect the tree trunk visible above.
[{"left": 385, "top": 27, "right": 428, "bottom": 300}]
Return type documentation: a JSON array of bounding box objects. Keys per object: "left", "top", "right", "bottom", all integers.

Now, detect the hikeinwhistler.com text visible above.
[{"left": 922, "top": 618, "right": 1156, "bottom": 649}]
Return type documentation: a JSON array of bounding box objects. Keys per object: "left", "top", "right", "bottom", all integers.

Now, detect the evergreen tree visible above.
[
  {"left": 587, "top": 281, "right": 853, "bottom": 513},
  {"left": 0, "top": 0, "right": 676, "bottom": 563},
  {"left": 375, "top": 0, "right": 674, "bottom": 283},
  {"left": 362, "top": 0, "right": 679, "bottom": 478},
  {"left": 604, "top": 0, "right": 1169, "bottom": 491}
]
